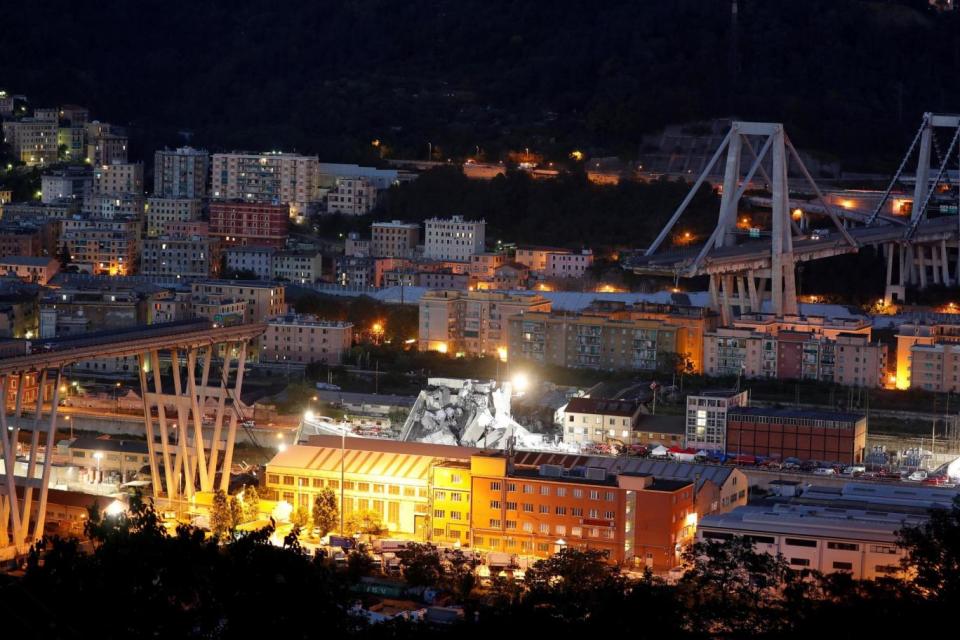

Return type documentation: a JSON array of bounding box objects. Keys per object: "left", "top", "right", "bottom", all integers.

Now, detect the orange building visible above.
[
  {"left": 268, "top": 437, "right": 715, "bottom": 571},
  {"left": 466, "top": 452, "right": 695, "bottom": 570}
]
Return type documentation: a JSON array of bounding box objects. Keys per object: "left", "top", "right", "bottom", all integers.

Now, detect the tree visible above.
[
  {"left": 312, "top": 487, "right": 339, "bottom": 538},
  {"left": 211, "top": 488, "right": 240, "bottom": 541},
  {"left": 241, "top": 485, "right": 260, "bottom": 523},
  {"left": 397, "top": 542, "right": 444, "bottom": 588},
  {"left": 524, "top": 547, "right": 626, "bottom": 623},
  {"left": 898, "top": 494, "right": 960, "bottom": 602},
  {"left": 345, "top": 508, "right": 386, "bottom": 537},
  {"left": 678, "top": 536, "right": 794, "bottom": 636},
  {"left": 291, "top": 506, "right": 310, "bottom": 530},
  {"left": 444, "top": 548, "right": 480, "bottom": 601}
]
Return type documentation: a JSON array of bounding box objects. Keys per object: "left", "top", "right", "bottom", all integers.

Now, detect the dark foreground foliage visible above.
[{"left": 2, "top": 495, "right": 960, "bottom": 638}]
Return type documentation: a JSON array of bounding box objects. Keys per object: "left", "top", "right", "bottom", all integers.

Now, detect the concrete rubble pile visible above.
[{"left": 401, "top": 378, "right": 543, "bottom": 449}]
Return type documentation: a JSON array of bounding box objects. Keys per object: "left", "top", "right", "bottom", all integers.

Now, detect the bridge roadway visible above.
[
  {"left": 629, "top": 215, "right": 960, "bottom": 276},
  {"left": 0, "top": 322, "right": 267, "bottom": 375}
]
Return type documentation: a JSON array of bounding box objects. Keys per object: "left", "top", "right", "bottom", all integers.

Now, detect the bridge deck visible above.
[
  {"left": 630, "top": 216, "right": 960, "bottom": 276},
  {"left": 0, "top": 323, "right": 267, "bottom": 375}
]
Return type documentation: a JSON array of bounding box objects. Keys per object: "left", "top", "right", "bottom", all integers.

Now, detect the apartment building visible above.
[
  {"left": 468, "top": 252, "right": 507, "bottom": 278},
  {"left": 150, "top": 288, "right": 192, "bottom": 324},
  {"left": 335, "top": 256, "right": 374, "bottom": 287},
  {"left": 225, "top": 246, "right": 276, "bottom": 279},
  {"left": 153, "top": 147, "right": 209, "bottom": 198},
  {"left": 86, "top": 132, "right": 128, "bottom": 166},
  {"left": 191, "top": 296, "right": 247, "bottom": 327},
  {"left": 685, "top": 390, "right": 750, "bottom": 452},
  {"left": 86, "top": 193, "right": 145, "bottom": 219},
  {"left": 145, "top": 198, "right": 203, "bottom": 236},
  {"left": 2, "top": 118, "right": 58, "bottom": 165},
  {"left": 419, "top": 290, "right": 551, "bottom": 356},
  {"left": 273, "top": 250, "right": 323, "bottom": 284},
  {"left": 260, "top": 313, "right": 353, "bottom": 365},
  {"left": 423, "top": 215, "right": 485, "bottom": 261},
  {"left": 93, "top": 162, "right": 143, "bottom": 195},
  {"left": 0, "top": 256, "right": 60, "bottom": 285},
  {"left": 0, "top": 224, "right": 44, "bottom": 258},
  {"left": 726, "top": 407, "right": 867, "bottom": 464},
  {"left": 139, "top": 233, "right": 220, "bottom": 279},
  {"left": 544, "top": 249, "right": 594, "bottom": 279},
  {"left": 371, "top": 221, "right": 419, "bottom": 257},
  {"left": 345, "top": 233, "right": 371, "bottom": 258},
  {"left": 733, "top": 312, "right": 872, "bottom": 340},
  {"left": 41, "top": 167, "right": 92, "bottom": 204},
  {"left": 60, "top": 217, "right": 140, "bottom": 275},
  {"left": 190, "top": 280, "right": 285, "bottom": 324},
  {"left": 704, "top": 326, "right": 886, "bottom": 387},
  {"left": 209, "top": 200, "right": 289, "bottom": 248},
  {"left": 587, "top": 301, "right": 718, "bottom": 373},
  {"left": 211, "top": 151, "right": 319, "bottom": 217},
  {"left": 39, "top": 285, "right": 150, "bottom": 338},
  {"left": 326, "top": 176, "right": 377, "bottom": 215},
  {"left": 508, "top": 310, "right": 684, "bottom": 371},
  {"left": 562, "top": 397, "right": 644, "bottom": 446}
]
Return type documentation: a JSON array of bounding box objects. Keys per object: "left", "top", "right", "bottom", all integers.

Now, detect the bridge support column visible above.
[
  {"left": 941, "top": 240, "right": 951, "bottom": 286},
  {"left": 139, "top": 340, "right": 251, "bottom": 502},
  {"left": 918, "top": 244, "right": 928, "bottom": 289},
  {"left": 931, "top": 244, "right": 942, "bottom": 285},
  {"left": 0, "top": 368, "right": 62, "bottom": 552}
]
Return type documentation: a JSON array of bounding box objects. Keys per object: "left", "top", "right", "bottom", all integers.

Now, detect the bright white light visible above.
[
  {"left": 105, "top": 500, "right": 126, "bottom": 517},
  {"left": 278, "top": 443, "right": 287, "bottom": 452},
  {"left": 304, "top": 410, "right": 315, "bottom": 421},
  {"left": 512, "top": 372, "right": 529, "bottom": 393}
]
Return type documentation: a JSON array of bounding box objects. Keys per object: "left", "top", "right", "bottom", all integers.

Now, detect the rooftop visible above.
[
  {"left": 728, "top": 406, "right": 865, "bottom": 423},
  {"left": 699, "top": 503, "right": 924, "bottom": 544},
  {"left": 565, "top": 397, "right": 641, "bottom": 417},
  {"left": 0, "top": 256, "right": 57, "bottom": 267},
  {"left": 267, "top": 314, "right": 352, "bottom": 328}
]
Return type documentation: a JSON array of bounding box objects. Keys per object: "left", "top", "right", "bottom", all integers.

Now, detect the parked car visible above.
[{"left": 813, "top": 467, "right": 836, "bottom": 476}]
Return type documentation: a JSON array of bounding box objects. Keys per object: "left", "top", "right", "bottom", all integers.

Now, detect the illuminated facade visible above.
[
  {"left": 209, "top": 200, "right": 289, "bottom": 248},
  {"left": 419, "top": 289, "right": 551, "bottom": 355},
  {"left": 260, "top": 314, "right": 353, "bottom": 365},
  {"left": 896, "top": 321, "right": 960, "bottom": 390},
  {"left": 423, "top": 215, "right": 485, "bottom": 261},
  {"left": 145, "top": 198, "right": 203, "bottom": 237},
  {"left": 508, "top": 310, "right": 683, "bottom": 371},
  {"left": 60, "top": 217, "right": 140, "bottom": 275},
  {"left": 267, "top": 438, "right": 712, "bottom": 571},
  {"left": 2, "top": 118, "right": 58, "bottom": 165},
  {"left": 211, "top": 151, "right": 319, "bottom": 217}
]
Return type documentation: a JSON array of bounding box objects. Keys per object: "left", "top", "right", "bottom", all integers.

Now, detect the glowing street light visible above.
[
  {"left": 304, "top": 410, "right": 315, "bottom": 422},
  {"left": 512, "top": 372, "right": 530, "bottom": 393},
  {"left": 497, "top": 346, "right": 508, "bottom": 363}
]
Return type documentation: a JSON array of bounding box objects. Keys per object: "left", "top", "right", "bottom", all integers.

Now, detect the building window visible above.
[
  {"left": 827, "top": 541, "right": 859, "bottom": 551},
  {"left": 785, "top": 538, "right": 818, "bottom": 548},
  {"left": 490, "top": 481, "right": 501, "bottom": 491},
  {"left": 832, "top": 561, "right": 853, "bottom": 571},
  {"left": 789, "top": 558, "right": 811, "bottom": 567}
]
